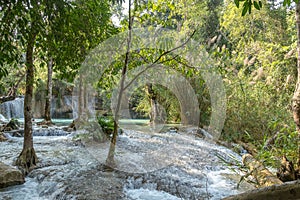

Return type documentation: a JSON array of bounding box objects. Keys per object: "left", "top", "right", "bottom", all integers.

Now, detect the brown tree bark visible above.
[
  {"left": 292, "top": 1, "right": 300, "bottom": 170},
  {"left": 43, "top": 57, "right": 53, "bottom": 124},
  {"left": 15, "top": 26, "right": 38, "bottom": 174}
]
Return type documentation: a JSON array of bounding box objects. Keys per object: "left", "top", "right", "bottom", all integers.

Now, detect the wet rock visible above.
[
  {"left": 169, "top": 127, "right": 178, "bottom": 133},
  {"left": 2, "top": 119, "right": 19, "bottom": 131},
  {"left": 0, "top": 162, "right": 25, "bottom": 188},
  {"left": 7, "top": 130, "right": 23, "bottom": 137},
  {"left": 0, "top": 133, "right": 7, "bottom": 142}
]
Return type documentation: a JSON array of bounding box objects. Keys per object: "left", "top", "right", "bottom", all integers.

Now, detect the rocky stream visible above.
[{"left": 0, "top": 123, "right": 254, "bottom": 200}]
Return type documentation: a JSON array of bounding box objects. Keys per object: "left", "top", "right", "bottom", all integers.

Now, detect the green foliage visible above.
[
  {"left": 97, "top": 115, "right": 114, "bottom": 135},
  {"left": 234, "top": 0, "right": 299, "bottom": 16},
  {"left": 219, "top": 0, "right": 299, "bottom": 167},
  {"left": 258, "top": 122, "right": 298, "bottom": 167}
]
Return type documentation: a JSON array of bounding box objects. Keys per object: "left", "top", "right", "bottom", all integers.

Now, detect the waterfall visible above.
[
  {"left": 0, "top": 95, "right": 95, "bottom": 119},
  {"left": 0, "top": 97, "right": 24, "bottom": 119},
  {"left": 71, "top": 95, "right": 95, "bottom": 120},
  {"left": 50, "top": 96, "right": 74, "bottom": 119}
]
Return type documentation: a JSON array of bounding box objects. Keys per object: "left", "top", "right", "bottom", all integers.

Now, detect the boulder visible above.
[
  {"left": 0, "top": 162, "right": 25, "bottom": 188},
  {"left": 3, "top": 118, "right": 20, "bottom": 131}
]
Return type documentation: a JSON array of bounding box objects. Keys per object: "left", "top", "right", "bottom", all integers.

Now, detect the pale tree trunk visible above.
[
  {"left": 78, "top": 74, "right": 85, "bottom": 121},
  {"left": 292, "top": 1, "right": 300, "bottom": 169},
  {"left": 106, "top": 0, "right": 133, "bottom": 167},
  {"left": 44, "top": 57, "right": 53, "bottom": 124},
  {"left": 15, "top": 26, "right": 38, "bottom": 174},
  {"left": 146, "top": 83, "right": 164, "bottom": 124}
]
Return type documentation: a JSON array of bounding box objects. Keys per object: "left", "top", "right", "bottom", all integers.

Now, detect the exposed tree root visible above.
[{"left": 15, "top": 148, "right": 38, "bottom": 175}]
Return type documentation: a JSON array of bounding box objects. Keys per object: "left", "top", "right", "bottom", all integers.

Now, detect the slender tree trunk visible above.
[
  {"left": 44, "top": 57, "right": 53, "bottom": 124},
  {"left": 15, "top": 27, "right": 38, "bottom": 174},
  {"left": 292, "top": 1, "right": 300, "bottom": 169},
  {"left": 78, "top": 74, "right": 84, "bottom": 121},
  {"left": 146, "top": 83, "right": 163, "bottom": 124},
  {"left": 106, "top": 0, "right": 133, "bottom": 167}
]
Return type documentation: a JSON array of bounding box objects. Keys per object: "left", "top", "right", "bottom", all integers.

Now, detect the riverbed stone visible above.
[
  {"left": 0, "top": 162, "right": 25, "bottom": 188},
  {"left": 0, "top": 133, "right": 7, "bottom": 141}
]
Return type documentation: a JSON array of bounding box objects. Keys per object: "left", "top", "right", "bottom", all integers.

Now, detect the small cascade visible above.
[
  {"left": 0, "top": 114, "right": 7, "bottom": 122},
  {"left": 0, "top": 98, "right": 24, "bottom": 119},
  {"left": 33, "top": 128, "right": 70, "bottom": 136},
  {"left": 72, "top": 96, "right": 78, "bottom": 119},
  {"left": 0, "top": 95, "right": 96, "bottom": 120},
  {"left": 71, "top": 96, "right": 95, "bottom": 120}
]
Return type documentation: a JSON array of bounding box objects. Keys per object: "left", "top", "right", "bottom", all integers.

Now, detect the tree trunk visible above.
[
  {"left": 78, "top": 74, "right": 84, "bottom": 121},
  {"left": 292, "top": 1, "right": 300, "bottom": 170},
  {"left": 106, "top": 0, "right": 133, "bottom": 167},
  {"left": 44, "top": 57, "right": 53, "bottom": 124},
  {"left": 223, "top": 180, "right": 300, "bottom": 200},
  {"left": 15, "top": 27, "right": 38, "bottom": 174},
  {"left": 146, "top": 83, "right": 164, "bottom": 124}
]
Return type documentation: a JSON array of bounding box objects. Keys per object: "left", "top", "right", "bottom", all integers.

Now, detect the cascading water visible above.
[
  {"left": 0, "top": 97, "right": 24, "bottom": 119},
  {"left": 0, "top": 128, "right": 254, "bottom": 200},
  {"left": 0, "top": 96, "right": 87, "bottom": 119}
]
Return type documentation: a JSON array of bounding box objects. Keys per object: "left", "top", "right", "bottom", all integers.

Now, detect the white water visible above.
[
  {"left": 126, "top": 188, "right": 181, "bottom": 200},
  {"left": 0, "top": 96, "right": 83, "bottom": 120},
  {"left": 0, "top": 128, "right": 254, "bottom": 199},
  {"left": 0, "top": 97, "right": 24, "bottom": 119}
]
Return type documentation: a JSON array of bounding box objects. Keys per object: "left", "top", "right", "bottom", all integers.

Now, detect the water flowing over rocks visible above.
[
  {"left": 0, "top": 127, "right": 254, "bottom": 199},
  {"left": 0, "top": 96, "right": 79, "bottom": 120}
]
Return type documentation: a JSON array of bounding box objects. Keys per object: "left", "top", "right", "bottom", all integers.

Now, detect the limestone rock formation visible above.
[{"left": 0, "top": 162, "right": 25, "bottom": 188}]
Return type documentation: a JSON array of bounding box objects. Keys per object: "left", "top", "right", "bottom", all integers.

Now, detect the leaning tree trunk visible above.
[
  {"left": 106, "top": 0, "right": 133, "bottom": 167},
  {"left": 44, "top": 57, "right": 53, "bottom": 124},
  {"left": 15, "top": 27, "right": 38, "bottom": 174},
  {"left": 292, "top": 1, "right": 300, "bottom": 169}
]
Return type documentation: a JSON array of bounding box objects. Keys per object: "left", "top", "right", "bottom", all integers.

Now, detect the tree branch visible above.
[{"left": 123, "top": 29, "right": 197, "bottom": 91}]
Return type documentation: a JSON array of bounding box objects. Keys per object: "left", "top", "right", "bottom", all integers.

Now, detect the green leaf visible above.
[
  {"left": 283, "top": 0, "right": 291, "bottom": 6},
  {"left": 259, "top": 1, "right": 262, "bottom": 7},
  {"left": 242, "top": 4, "right": 248, "bottom": 16},
  {"left": 248, "top": 2, "right": 252, "bottom": 14},
  {"left": 234, "top": 0, "right": 240, "bottom": 8},
  {"left": 253, "top": 1, "right": 261, "bottom": 10}
]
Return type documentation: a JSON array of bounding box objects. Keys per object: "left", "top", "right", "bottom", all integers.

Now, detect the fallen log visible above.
[
  {"left": 242, "top": 154, "right": 283, "bottom": 187},
  {"left": 0, "top": 95, "right": 15, "bottom": 104},
  {"left": 223, "top": 180, "right": 300, "bottom": 200}
]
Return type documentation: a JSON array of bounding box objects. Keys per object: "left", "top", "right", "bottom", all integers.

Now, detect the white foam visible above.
[{"left": 125, "top": 188, "right": 181, "bottom": 200}]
